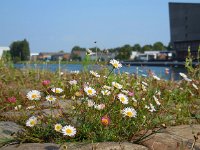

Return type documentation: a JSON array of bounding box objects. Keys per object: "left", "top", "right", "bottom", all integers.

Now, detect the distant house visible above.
[
  {"left": 130, "top": 51, "right": 141, "bottom": 60},
  {"left": 37, "top": 52, "right": 71, "bottom": 61},
  {"left": 38, "top": 52, "right": 56, "bottom": 60},
  {"left": 144, "top": 51, "right": 160, "bottom": 59},
  {"left": 71, "top": 50, "right": 86, "bottom": 61},
  {"left": 135, "top": 54, "right": 155, "bottom": 61},
  {"left": 157, "top": 51, "right": 175, "bottom": 60},
  {"left": 30, "top": 53, "right": 39, "bottom": 61},
  {"left": 0, "top": 47, "right": 10, "bottom": 59},
  {"left": 51, "top": 53, "right": 71, "bottom": 61}
]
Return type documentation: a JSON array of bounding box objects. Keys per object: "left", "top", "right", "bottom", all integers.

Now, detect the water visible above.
[{"left": 14, "top": 63, "right": 187, "bottom": 80}]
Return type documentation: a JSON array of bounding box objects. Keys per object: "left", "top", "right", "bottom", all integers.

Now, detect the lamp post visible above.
[{"left": 94, "top": 41, "right": 97, "bottom": 61}]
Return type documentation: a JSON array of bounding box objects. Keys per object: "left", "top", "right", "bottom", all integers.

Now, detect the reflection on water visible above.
[{"left": 14, "top": 63, "right": 187, "bottom": 81}]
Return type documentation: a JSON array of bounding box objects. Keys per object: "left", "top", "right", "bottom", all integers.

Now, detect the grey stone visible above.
[
  {"left": 142, "top": 125, "right": 200, "bottom": 150},
  {"left": 1, "top": 143, "right": 59, "bottom": 150},
  {"left": 1, "top": 142, "right": 147, "bottom": 150},
  {"left": 0, "top": 121, "right": 24, "bottom": 147}
]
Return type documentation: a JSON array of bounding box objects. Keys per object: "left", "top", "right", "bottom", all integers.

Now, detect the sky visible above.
[{"left": 0, "top": 0, "right": 200, "bottom": 53}]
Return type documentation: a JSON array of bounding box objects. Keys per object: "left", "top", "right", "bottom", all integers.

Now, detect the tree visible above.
[
  {"left": 115, "top": 44, "right": 132, "bottom": 60},
  {"left": 10, "top": 39, "right": 30, "bottom": 62},
  {"left": 142, "top": 44, "right": 153, "bottom": 51},
  {"left": 153, "top": 42, "right": 165, "bottom": 50},
  {"left": 133, "top": 44, "right": 142, "bottom": 52}
]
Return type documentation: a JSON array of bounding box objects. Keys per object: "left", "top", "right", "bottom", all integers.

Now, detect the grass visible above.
[{"left": 0, "top": 58, "right": 200, "bottom": 145}]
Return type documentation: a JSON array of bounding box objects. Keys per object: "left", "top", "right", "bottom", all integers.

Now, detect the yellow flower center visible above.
[
  {"left": 101, "top": 118, "right": 109, "bottom": 125},
  {"left": 48, "top": 97, "right": 53, "bottom": 101},
  {"left": 55, "top": 89, "right": 60, "bottom": 93},
  {"left": 31, "top": 94, "right": 37, "bottom": 99},
  {"left": 30, "top": 120, "right": 36, "bottom": 126},
  {"left": 88, "top": 89, "right": 93, "bottom": 95},
  {"left": 55, "top": 125, "right": 62, "bottom": 131},
  {"left": 113, "top": 63, "right": 118, "bottom": 68},
  {"left": 120, "top": 97, "right": 125, "bottom": 102},
  {"left": 126, "top": 111, "right": 133, "bottom": 117},
  {"left": 66, "top": 129, "right": 72, "bottom": 134}
]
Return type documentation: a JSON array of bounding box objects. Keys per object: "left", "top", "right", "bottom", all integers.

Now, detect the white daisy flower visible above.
[
  {"left": 121, "top": 90, "right": 129, "bottom": 94},
  {"left": 26, "top": 105, "right": 35, "bottom": 110},
  {"left": 46, "top": 95, "right": 56, "bottom": 103},
  {"left": 14, "top": 105, "right": 22, "bottom": 110},
  {"left": 103, "top": 85, "right": 112, "bottom": 90},
  {"left": 142, "top": 81, "right": 148, "bottom": 86},
  {"left": 179, "top": 73, "right": 192, "bottom": 82},
  {"left": 62, "top": 125, "right": 76, "bottom": 137},
  {"left": 192, "top": 83, "right": 198, "bottom": 90},
  {"left": 101, "top": 90, "right": 111, "bottom": 96},
  {"left": 84, "top": 86, "right": 96, "bottom": 96},
  {"left": 26, "top": 116, "right": 37, "bottom": 127},
  {"left": 70, "top": 70, "right": 79, "bottom": 74},
  {"left": 86, "top": 49, "right": 95, "bottom": 55},
  {"left": 27, "top": 90, "right": 41, "bottom": 101},
  {"left": 132, "top": 97, "right": 137, "bottom": 102},
  {"left": 112, "top": 82, "right": 123, "bottom": 89},
  {"left": 149, "top": 103, "right": 156, "bottom": 112},
  {"left": 118, "top": 93, "right": 128, "bottom": 104},
  {"left": 155, "top": 90, "right": 161, "bottom": 96},
  {"left": 124, "top": 72, "right": 130, "bottom": 75},
  {"left": 110, "top": 59, "right": 122, "bottom": 69},
  {"left": 51, "top": 88, "right": 63, "bottom": 94},
  {"left": 141, "top": 85, "right": 147, "bottom": 91},
  {"left": 152, "top": 75, "right": 161, "bottom": 80},
  {"left": 90, "top": 70, "right": 100, "bottom": 78},
  {"left": 153, "top": 95, "right": 161, "bottom": 105},
  {"left": 87, "top": 99, "right": 95, "bottom": 107},
  {"left": 94, "top": 104, "right": 105, "bottom": 110},
  {"left": 69, "top": 80, "right": 77, "bottom": 85},
  {"left": 54, "top": 124, "right": 62, "bottom": 132},
  {"left": 145, "top": 105, "right": 150, "bottom": 109},
  {"left": 122, "top": 107, "right": 137, "bottom": 118},
  {"left": 179, "top": 72, "right": 187, "bottom": 78}
]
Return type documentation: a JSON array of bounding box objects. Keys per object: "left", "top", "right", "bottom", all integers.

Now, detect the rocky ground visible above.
[{"left": 1, "top": 121, "right": 200, "bottom": 150}]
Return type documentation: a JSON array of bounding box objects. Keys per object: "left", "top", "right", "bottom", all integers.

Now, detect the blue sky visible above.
[{"left": 0, "top": 0, "right": 200, "bottom": 53}]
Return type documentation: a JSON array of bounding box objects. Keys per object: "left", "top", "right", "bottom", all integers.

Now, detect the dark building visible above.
[{"left": 169, "top": 2, "right": 200, "bottom": 61}]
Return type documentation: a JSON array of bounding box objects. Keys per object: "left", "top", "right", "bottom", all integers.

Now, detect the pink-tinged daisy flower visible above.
[
  {"left": 94, "top": 104, "right": 105, "bottom": 110},
  {"left": 69, "top": 80, "right": 77, "bottom": 85},
  {"left": 87, "top": 99, "right": 95, "bottom": 107}
]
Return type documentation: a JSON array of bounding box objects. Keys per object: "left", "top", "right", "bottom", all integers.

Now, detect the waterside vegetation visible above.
[{"left": 0, "top": 53, "right": 200, "bottom": 146}]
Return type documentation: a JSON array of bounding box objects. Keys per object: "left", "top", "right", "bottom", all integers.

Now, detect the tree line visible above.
[
  {"left": 71, "top": 42, "right": 172, "bottom": 60},
  {"left": 5, "top": 39, "right": 171, "bottom": 62}
]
